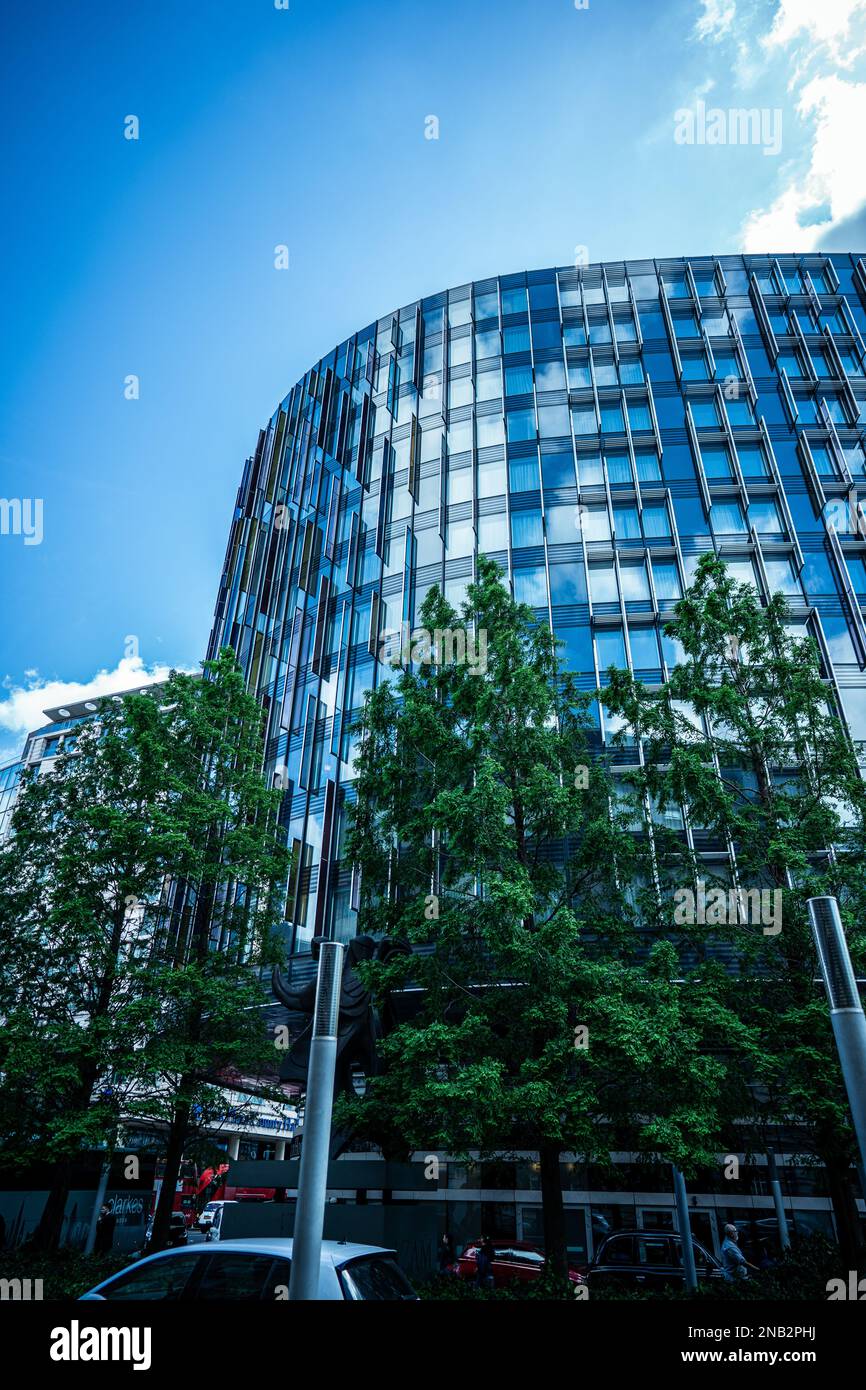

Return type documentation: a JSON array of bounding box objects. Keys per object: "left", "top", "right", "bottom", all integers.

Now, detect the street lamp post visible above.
[
  {"left": 288, "top": 940, "right": 345, "bottom": 1301},
  {"left": 672, "top": 1166, "right": 698, "bottom": 1293},
  {"left": 766, "top": 1147, "right": 791, "bottom": 1251},
  {"left": 807, "top": 896, "right": 866, "bottom": 1175}
]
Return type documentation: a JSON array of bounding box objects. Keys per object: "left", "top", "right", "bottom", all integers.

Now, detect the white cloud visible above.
[
  {"left": 695, "top": 0, "right": 738, "bottom": 42},
  {"left": 741, "top": 71, "right": 866, "bottom": 249},
  {"left": 0, "top": 656, "right": 197, "bottom": 761},
  {"left": 762, "top": 0, "right": 866, "bottom": 63}
]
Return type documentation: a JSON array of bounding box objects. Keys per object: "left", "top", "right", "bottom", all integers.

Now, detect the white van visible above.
[{"left": 199, "top": 1199, "right": 237, "bottom": 1240}]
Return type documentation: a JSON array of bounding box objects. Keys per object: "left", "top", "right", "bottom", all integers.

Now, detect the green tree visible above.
[
  {"left": 603, "top": 553, "right": 866, "bottom": 1264},
  {"left": 343, "top": 556, "right": 748, "bottom": 1276},
  {"left": 0, "top": 650, "right": 290, "bottom": 1251}
]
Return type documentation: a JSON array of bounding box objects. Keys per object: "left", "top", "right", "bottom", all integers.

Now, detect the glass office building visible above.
[{"left": 207, "top": 253, "right": 866, "bottom": 963}]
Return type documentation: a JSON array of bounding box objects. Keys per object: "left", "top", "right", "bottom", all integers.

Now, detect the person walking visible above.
[
  {"left": 437, "top": 1232, "right": 456, "bottom": 1274},
  {"left": 475, "top": 1235, "right": 496, "bottom": 1290},
  {"left": 720, "top": 1224, "right": 758, "bottom": 1282}
]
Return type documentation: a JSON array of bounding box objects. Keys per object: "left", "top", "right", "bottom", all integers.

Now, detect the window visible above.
[
  {"left": 509, "top": 456, "right": 540, "bottom": 493},
  {"left": 642, "top": 505, "right": 671, "bottom": 538},
  {"left": 475, "top": 329, "right": 500, "bottom": 360},
  {"left": 558, "top": 626, "right": 594, "bottom": 672},
  {"left": 476, "top": 414, "right": 505, "bottom": 448},
  {"left": 546, "top": 504, "right": 581, "bottom": 544},
  {"left": 583, "top": 506, "right": 611, "bottom": 541},
  {"left": 577, "top": 453, "right": 604, "bottom": 485},
  {"left": 339, "top": 1256, "right": 417, "bottom": 1302},
  {"left": 476, "top": 370, "right": 502, "bottom": 402},
  {"left": 513, "top": 566, "right": 547, "bottom": 605},
  {"left": 764, "top": 558, "right": 802, "bottom": 597},
  {"left": 601, "top": 402, "right": 624, "bottom": 432},
  {"left": 532, "top": 320, "right": 562, "bottom": 351},
  {"left": 596, "top": 627, "right": 627, "bottom": 669},
  {"left": 549, "top": 561, "right": 587, "bottom": 603},
  {"left": 726, "top": 397, "right": 756, "bottom": 426},
  {"left": 691, "top": 399, "right": 720, "bottom": 429},
  {"left": 635, "top": 450, "right": 662, "bottom": 482},
  {"left": 477, "top": 460, "right": 506, "bottom": 497},
  {"left": 822, "top": 615, "right": 859, "bottom": 663},
  {"left": 98, "top": 1253, "right": 201, "bottom": 1301},
  {"left": 802, "top": 552, "right": 840, "bottom": 597},
  {"left": 613, "top": 506, "right": 641, "bottom": 539},
  {"left": 702, "top": 445, "right": 732, "bottom": 478},
  {"left": 737, "top": 443, "right": 769, "bottom": 478},
  {"left": 447, "top": 420, "right": 473, "bottom": 455},
  {"left": 193, "top": 1253, "right": 283, "bottom": 1301},
  {"left": 475, "top": 290, "right": 499, "bottom": 320},
  {"left": 629, "top": 626, "right": 661, "bottom": 667},
  {"left": 563, "top": 323, "right": 587, "bottom": 347},
  {"left": 447, "top": 468, "right": 472, "bottom": 504},
  {"left": 568, "top": 359, "right": 592, "bottom": 390},
  {"left": 589, "top": 563, "right": 618, "bottom": 602},
  {"left": 538, "top": 404, "right": 571, "bottom": 437},
  {"left": 443, "top": 368, "right": 475, "bottom": 411},
  {"left": 506, "top": 365, "right": 533, "bottom": 395},
  {"left": 529, "top": 281, "right": 558, "bottom": 310},
  {"left": 501, "top": 287, "right": 527, "bottom": 315},
  {"left": 673, "top": 312, "right": 700, "bottom": 339},
  {"left": 504, "top": 325, "right": 530, "bottom": 353},
  {"left": 506, "top": 408, "right": 536, "bottom": 442},
  {"left": 449, "top": 335, "right": 471, "bottom": 367},
  {"left": 572, "top": 405, "right": 598, "bottom": 436},
  {"left": 446, "top": 520, "right": 475, "bottom": 557},
  {"left": 674, "top": 496, "right": 709, "bottom": 536},
  {"left": 541, "top": 451, "right": 576, "bottom": 489},
  {"left": 619, "top": 357, "right": 645, "bottom": 385},
  {"left": 620, "top": 558, "right": 651, "bottom": 600},
  {"left": 681, "top": 354, "right": 709, "bottom": 381},
  {"left": 748, "top": 499, "right": 783, "bottom": 533},
  {"left": 510, "top": 511, "right": 543, "bottom": 548},
  {"left": 652, "top": 559, "right": 682, "bottom": 599},
  {"left": 710, "top": 501, "right": 747, "bottom": 535},
  {"left": 478, "top": 513, "right": 508, "bottom": 551},
  {"left": 606, "top": 451, "right": 632, "bottom": 485},
  {"left": 535, "top": 359, "right": 566, "bottom": 390}
]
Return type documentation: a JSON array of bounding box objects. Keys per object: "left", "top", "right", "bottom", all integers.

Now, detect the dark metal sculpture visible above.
[{"left": 272, "top": 935, "right": 409, "bottom": 1157}]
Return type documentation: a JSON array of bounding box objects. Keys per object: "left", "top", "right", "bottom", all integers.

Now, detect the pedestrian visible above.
[
  {"left": 437, "top": 1232, "right": 456, "bottom": 1274},
  {"left": 475, "top": 1235, "right": 496, "bottom": 1290},
  {"left": 720, "top": 1223, "right": 758, "bottom": 1282},
  {"left": 94, "top": 1203, "right": 116, "bottom": 1255}
]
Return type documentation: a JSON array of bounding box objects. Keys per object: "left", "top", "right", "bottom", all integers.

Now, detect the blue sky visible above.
[{"left": 1, "top": 0, "right": 865, "bottom": 759}]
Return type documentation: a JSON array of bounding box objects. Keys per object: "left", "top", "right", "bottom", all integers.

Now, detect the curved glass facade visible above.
[{"left": 207, "top": 254, "right": 866, "bottom": 959}]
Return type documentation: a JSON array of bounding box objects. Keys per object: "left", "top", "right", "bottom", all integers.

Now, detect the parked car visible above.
[
  {"left": 79, "top": 1238, "right": 419, "bottom": 1301},
  {"left": 585, "top": 1230, "right": 723, "bottom": 1292},
  {"left": 198, "top": 1199, "right": 236, "bottom": 1235},
  {"left": 203, "top": 1199, "right": 241, "bottom": 1242},
  {"left": 143, "top": 1211, "right": 189, "bottom": 1251},
  {"left": 456, "top": 1240, "right": 585, "bottom": 1288}
]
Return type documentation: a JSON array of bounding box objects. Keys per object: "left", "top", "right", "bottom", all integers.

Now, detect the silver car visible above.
[{"left": 79, "top": 1237, "right": 418, "bottom": 1301}]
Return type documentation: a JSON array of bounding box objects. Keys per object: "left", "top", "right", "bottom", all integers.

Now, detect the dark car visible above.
[
  {"left": 143, "top": 1211, "right": 189, "bottom": 1252},
  {"left": 456, "top": 1239, "right": 584, "bottom": 1288},
  {"left": 586, "top": 1230, "right": 723, "bottom": 1292}
]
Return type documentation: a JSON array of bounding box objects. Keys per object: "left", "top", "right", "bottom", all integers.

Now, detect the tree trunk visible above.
[
  {"left": 32, "top": 1159, "right": 72, "bottom": 1252},
  {"left": 824, "top": 1155, "right": 865, "bottom": 1269},
  {"left": 539, "top": 1141, "right": 568, "bottom": 1278},
  {"left": 149, "top": 1097, "right": 191, "bottom": 1253}
]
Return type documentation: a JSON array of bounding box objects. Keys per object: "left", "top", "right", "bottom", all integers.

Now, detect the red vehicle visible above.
[{"left": 456, "top": 1239, "right": 585, "bottom": 1288}]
